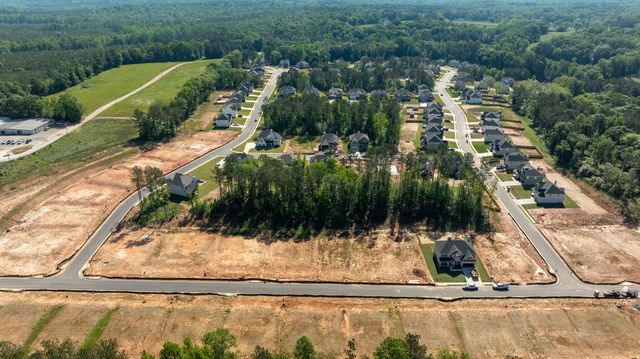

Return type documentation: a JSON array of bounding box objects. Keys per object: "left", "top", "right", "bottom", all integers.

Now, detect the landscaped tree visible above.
[
  {"left": 373, "top": 337, "right": 409, "bottom": 359},
  {"left": 130, "top": 166, "right": 145, "bottom": 203},
  {"left": 202, "top": 328, "right": 238, "bottom": 359},
  {"left": 292, "top": 336, "right": 316, "bottom": 359}
]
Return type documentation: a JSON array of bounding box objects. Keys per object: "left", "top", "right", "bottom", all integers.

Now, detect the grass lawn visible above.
[
  {"left": 522, "top": 195, "right": 580, "bottom": 210},
  {"left": 52, "top": 62, "right": 179, "bottom": 115},
  {"left": 234, "top": 117, "right": 247, "bottom": 126},
  {"left": 247, "top": 95, "right": 259, "bottom": 101},
  {"left": 102, "top": 60, "right": 216, "bottom": 117},
  {"left": 510, "top": 185, "right": 532, "bottom": 199},
  {"left": 250, "top": 145, "right": 284, "bottom": 154},
  {"left": 188, "top": 157, "right": 223, "bottom": 199},
  {"left": 472, "top": 141, "right": 489, "bottom": 153},
  {"left": 444, "top": 131, "right": 456, "bottom": 140},
  {"left": 420, "top": 244, "right": 491, "bottom": 283},
  {"left": 408, "top": 98, "right": 419, "bottom": 105},
  {"left": 239, "top": 109, "right": 252, "bottom": 117},
  {"left": 447, "top": 141, "right": 458, "bottom": 150},
  {"left": 496, "top": 173, "right": 513, "bottom": 181},
  {"left": 443, "top": 121, "right": 455, "bottom": 130},
  {"left": 0, "top": 118, "right": 138, "bottom": 187},
  {"left": 469, "top": 132, "right": 483, "bottom": 139}
]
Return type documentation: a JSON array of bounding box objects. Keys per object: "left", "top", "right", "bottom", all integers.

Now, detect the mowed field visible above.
[
  {"left": 101, "top": 60, "right": 216, "bottom": 117},
  {"left": 53, "top": 62, "right": 180, "bottom": 115},
  {"left": 0, "top": 292, "right": 638, "bottom": 358}
]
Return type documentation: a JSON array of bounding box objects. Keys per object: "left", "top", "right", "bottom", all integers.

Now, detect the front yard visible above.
[
  {"left": 420, "top": 244, "right": 491, "bottom": 283},
  {"left": 509, "top": 185, "right": 532, "bottom": 199},
  {"left": 472, "top": 141, "right": 489, "bottom": 153},
  {"left": 188, "top": 157, "right": 224, "bottom": 199}
]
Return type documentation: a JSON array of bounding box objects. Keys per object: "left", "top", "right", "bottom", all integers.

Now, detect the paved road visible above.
[
  {"left": 1, "top": 63, "right": 186, "bottom": 162},
  {"left": 0, "top": 68, "right": 631, "bottom": 299}
]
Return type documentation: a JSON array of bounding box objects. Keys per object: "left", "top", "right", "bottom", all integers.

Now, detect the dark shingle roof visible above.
[
  {"left": 434, "top": 238, "right": 476, "bottom": 261},
  {"left": 348, "top": 132, "right": 369, "bottom": 144},
  {"left": 169, "top": 173, "right": 196, "bottom": 188},
  {"left": 258, "top": 129, "right": 282, "bottom": 142}
]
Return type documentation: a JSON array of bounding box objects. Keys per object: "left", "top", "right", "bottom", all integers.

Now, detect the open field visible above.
[
  {"left": 101, "top": 60, "right": 215, "bottom": 117},
  {"left": 86, "top": 227, "right": 431, "bottom": 284},
  {"left": 531, "top": 209, "right": 640, "bottom": 284},
  {"left": 52, "top": 62, "right": 179, "bottom": 115},
  {"left": 0, "top": 292, "right": 638, "bottom": 358},
  {"left": 0, "top": 118, "right": 138, "bottom": 189},
  {"left": 0, "top": 131, "right": 237, "bottom": 276}
]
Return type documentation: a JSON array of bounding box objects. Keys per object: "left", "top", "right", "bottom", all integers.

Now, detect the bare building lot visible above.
[
  {"left": 0, "top": 292, "right": 638, "bottom": 358},
  {"left": 86, "top": 227, "right": 432, "bottom": 284},
  {"left": 0, "top": 131, "right": 237, "bottom": 276}
]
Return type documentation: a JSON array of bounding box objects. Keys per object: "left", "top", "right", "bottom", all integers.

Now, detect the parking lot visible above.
[{"left": 0, "top": 127, "right": 68, "bottom": 161}]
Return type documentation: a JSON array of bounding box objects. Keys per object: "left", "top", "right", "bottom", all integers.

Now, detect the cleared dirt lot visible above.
[
  {"left": 477, "top": 201, "right": 553, "bottom": 284},
  {"left": 531, "top": 209, "right": 640, "bottom": 284},
  {"left": 0, "top": 131, "right": 237, "bottom": 276},
  {"left": 86, "top": 227, "right": 431, "bottom": 284},
  {"left": 398, "top": 122, "right": 418, "bottom": 154},
  {"left": 0, "top": 292, "right": 638, "bottom": 358}
]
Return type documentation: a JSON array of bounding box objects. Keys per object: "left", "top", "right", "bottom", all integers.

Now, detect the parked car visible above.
[
  {"left": 492, "top": 283, "right": 509, "bottom": 291},
  {"left": 462, "top": 283, "right": 478, "bottom": 291}
]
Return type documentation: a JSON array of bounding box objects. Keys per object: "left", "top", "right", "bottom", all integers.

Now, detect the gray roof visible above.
[
  {"left": 484, "top": 128, "right": 505, "bottom": 136},
  {"left": 349, "top": 88, "right": 367, "bottom": 98},
  {"left": 505, "top": 151, "right": 528, "bottom": 162},
  {"left": 320, "top": 133, "right": 339, "bottom": 144},
  {"left": 434, "top": 238, "right": 476, "bottom": 261},
  {"left": 536, "top": 181, "right": 565, "bottom": 195},
  {"left": 303, "top": 86, "right": 321, "bottom": 97},
  {"left": 258, "top": 129, "right": 282, "bottom": 142},
  {"left": 517, "top": 163, "right": 543, "bottom": 177},
  {"left": 348, "top": 132, "right": 369, "bottom": 144},
  {"left": 169, "top": 173, "right": 196, "bottom": 188},
  {"left": 328, "top": 87, "right": 343, "bottom": 96},
  {"left": 279, "top": 154, "right": 296, "bottom": 164},
  {"left": 279, "top": 86, "right": 296, "bottom": 96},
  {"left": 481, "top": 118, "right": 500, "bottom": 128}
]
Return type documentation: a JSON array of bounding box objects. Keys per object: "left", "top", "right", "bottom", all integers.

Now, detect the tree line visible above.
[
  {"left": 0, "top": 328, "right": 474, "bottom": 359},
  {"left": 262, "top": 94, "right": 401, "bottom": 147},
  {"left": 190, "top": 153, "right": 487, "bottom": 235},
  {"left": 512, "top": 79, "right": 640, "bottom": 223},
  {"left": 133, "top": 60, "right": 260, "bottom": 142}
]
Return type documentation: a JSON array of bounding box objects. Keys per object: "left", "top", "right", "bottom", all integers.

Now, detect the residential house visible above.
[
  {"left": 533, "top": 181, "right": 566, "bottom": 205},
  {"left": 310, "top": 152, "right": 329, "bottom": 163},
  {"left": 448, "top": 60, "right": 461, "bottom": 68},
  {"left": 279, "top": 154, "right": 296, "bottom": 164},
  {"left": 278, "top": 86, "right": 297, "bottom": 98},
  {"left": 370, "top": 89, "right": 387, "bottom": 99},
  {"left": 483, "top": 128, "right": 506, "bottom": 144},
  {"left": 418, "top": 84, "right": 430, "bottom": 92},
  {"left": 221, "top": 105, "right": 237, "bottom": 119},
  {"left": 425, "top": 106, "right": 443, "bottom": 121},
  {"left": 296, "top": 60, "right": 310, "bottom": 69},
  {"left": 418, "top": 89, "right": 434, "bottom": 103},
  {"left": 215, "top": 113, "right": 232, "bottom": 128},
  {"left": 421, "top": 132, "right": 446, "bottom": 151},
  {"left": 480, "top": 118, "right": 501, "bottom": 131},
  {"left": 501, "top": 77, "right": 514, "bottom": 87},
  {"left": 168, "top": 173, "right": 198, "bottom": 198},
  {"left": 225, "top": 152, "right": 254, "bottom": 164},
  {"left": 480, "top": 111, "right": 501, "bottom": 124},
  {"left": 303, "top": 86, "right": 321, "bottom": 97},
  {"left": 504, "top": 151, "right": 529, "bottom": 171},
  {"left": 328, "top": 87, "right": 344, "bottom": 99},
  {"left": 318, "top": 132, "right": 340, "bottom": 151},
  {"left": 278, "top": 59, "right": 290, "bottom": 68},
  {"left": 348, "top": 132, "right": 369, "bottom": 153},
  {"left": 453, "top": 79, "right": 466, "bottom": 91},
  {"left": 424, "top": 124, "right": 443, "bottom": 137},
  {"left": 255, "top": 129, "right": 282, "bottom": 149},
  {"left": 461, "top": 89, "right": 482, "bottom": 104},
  {"left": 395, "top": 88, "right": 412, "bottom": 102},
  {"left": 490, "top": 138, "right": 517, "bottom": 157},
  {"left": 425, "top": 116, "right": 444, "bottom": 127},
  {"left": 434, "top": 237, "right": 476, "bottom": 270},
  {"left": 349, "top": 88, "right": 367, "bottom": 101},
  {"left": 514, "top": 164, "right": 545, "bottom": 187}
]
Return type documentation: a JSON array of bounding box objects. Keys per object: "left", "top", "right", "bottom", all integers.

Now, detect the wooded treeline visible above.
[
  {"left": 512, "top": 80, "right": 640, "bottom": 223},
  {"left": 133, "top": 60, "right": 260, "bottom": 141},
  {"left": 0, "top": 328, "right": 472, "bottom": 359},
  {"left": 262, "top": 95, "right": 401, "bottom": 146},
  {"left": 190, "top": 153, "right": 487, "bottom": 235}
]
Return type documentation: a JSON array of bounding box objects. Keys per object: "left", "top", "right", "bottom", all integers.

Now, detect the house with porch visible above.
[{"left": 434, "top": 237, "right": 477, "bottom": 271}]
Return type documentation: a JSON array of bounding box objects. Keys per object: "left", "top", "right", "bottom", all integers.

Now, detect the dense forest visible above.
[
  {"left": 190, "top": 152, "right": 486, "bottom": 235},
  {"left": 1, "top": 0, "right": 640, "bottom": 221},
  {"left": 0, "top": 329, "right": 472, "bottom": 359}
]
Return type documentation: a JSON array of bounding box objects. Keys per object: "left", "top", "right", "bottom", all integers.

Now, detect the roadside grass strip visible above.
[
  {"left": 82, "top": 308, "right": 118, "bottom": 349},
  {"left": 22, "top": 305, "right": 65, "bottom": 352}
]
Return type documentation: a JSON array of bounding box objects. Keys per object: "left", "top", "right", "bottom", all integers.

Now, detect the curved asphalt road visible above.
[{"left": 0, "top": 68, "right": 632, "bottom": 299}]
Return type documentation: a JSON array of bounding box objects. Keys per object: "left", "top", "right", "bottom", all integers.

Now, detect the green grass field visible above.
[
  {"left": 472, "top": 141, "right": 489, "bottom": 153},
  {"left": 22, "top": 305, "right": 65, "bottom": 352},
  {"left": 102, "top": 60, "right": 215, "bottom": 117},
  {"left": 420, "top": 244, "right": 491, "bottom": 283},
  {"left": 188, "top": 157, "right": 223, "bottom": 199},
  {"left": 444, "top": 131, "right": 456, "bottom": 140},
  {"left": 496, "top": 173, "right": 513, "bottom": 181},
  {"left": 0, "top": 118, "right": 138, "bottom": 187},
  {"left": 447, "top": 140, "right": 458, "bottom": 150},
  {"left": 510, "top": 185, "right": 532, "bottom": 199},
  {"left": 238, "top": 109, "right": 252, "bottom": 117},
  {"left": 82, "top": 308, "right": 117, "bottom": 349},
  {"left": 522, "top": 195, "right": 580, "bottom": 210},
  {"left": 53, "top": 62, "right": 180, "bottom": 115}
]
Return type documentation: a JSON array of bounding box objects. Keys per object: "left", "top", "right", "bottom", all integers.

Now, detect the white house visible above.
[{"left": 168, "top": 173, "right": 198, "bottom": 198}]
